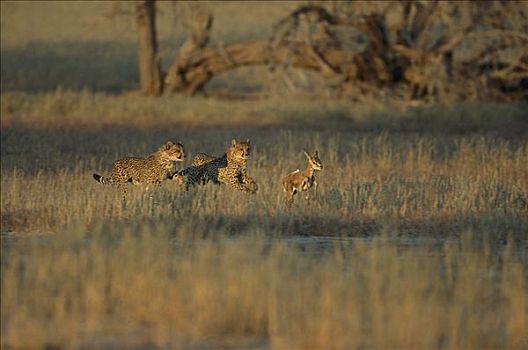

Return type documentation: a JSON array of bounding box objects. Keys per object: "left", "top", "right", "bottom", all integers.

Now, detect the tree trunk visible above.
[{"left": 135, "top": 0, "right": 162, "bottom": 96}]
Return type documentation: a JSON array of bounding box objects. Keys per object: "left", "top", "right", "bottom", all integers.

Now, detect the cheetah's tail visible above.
[{"left": 93, "top": 173, "right": 107, "bottom": 184}]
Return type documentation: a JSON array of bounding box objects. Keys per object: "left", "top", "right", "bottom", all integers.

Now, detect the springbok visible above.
[{"left": 282, "top": 150, "right": 322, "bottom": 205}]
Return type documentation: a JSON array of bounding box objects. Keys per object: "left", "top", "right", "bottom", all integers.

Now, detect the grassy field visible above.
[
  {"left": 2, "top": 223, "right": 526, "bottom": 349},
  {"left": 1, "top": 93, "right": 528, "bottom": 348},
  {"left": 1, "top": 1, "right": 528, "bottom": 349},
  {"left": 1, "top": 95, "right": 527, "bottom": 239}
]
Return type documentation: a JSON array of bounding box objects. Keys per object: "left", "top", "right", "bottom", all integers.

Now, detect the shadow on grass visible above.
[
  {"left": 170, "top": 211, "right": 528, "bottom": 243},
  {"left": 2, "top": 208, "right": 527, "bottom": 246},
  {"left": 2, "top": 115, "right": 528, "bottom": 174},
  {"left": 1, "top": 41, "right": 141, "bottom": 92},
  {"left": 0, "top": 37, "right": 190, "bottom": 93}
]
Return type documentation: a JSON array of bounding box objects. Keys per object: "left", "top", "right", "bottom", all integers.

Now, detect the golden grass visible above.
[
  {"left": 2, "top": 2, "right": 527, "bottom": 347},
  {"left": 2, "top": 92, "right": 527, "bottom": 131},
  {"left": 1, "top": 97, "right": 527, "bottom": 237},
  {"left": 1, "top": 95, "right": 528, "bottom": 348},
  {"left": 1, "top": 132, "right": 527, "bottom": 234},
  {"left": 2, "top": 225, "right": 527, "bottom": 349}
]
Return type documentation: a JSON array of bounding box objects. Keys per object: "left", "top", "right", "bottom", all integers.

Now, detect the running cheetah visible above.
[
  {"left": 93, "top": 141, "right": 186, "bottom": 196},
  {"left": 282, "top": 150, "right": 322, "bottom": 205},
  {"left": 172, "top": 152, "right": 216, "bottom": 185},
  {"left": 179, "top": 139, "right": 257, "bottom": 193}
]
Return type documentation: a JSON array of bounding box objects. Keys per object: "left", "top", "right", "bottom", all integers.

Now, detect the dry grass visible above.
[
  {"left": 1, "top": 95, "right": 528, "bottom": 348},
  {"left": 1, "top": 225, "right": 527, "bottom": 349},
  {"left": 2, "top": 3, "right": 527, "bottom": 348},
  {"left": 2, "top": 92, "right": 527, "bottom": 131},
  {"left": 1, "top": 95, "right": 527, "bottom": 238}
]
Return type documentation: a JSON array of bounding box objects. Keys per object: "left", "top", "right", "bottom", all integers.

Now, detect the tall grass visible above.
[
  {"left": 1, "top": 96, "right": 527, "bottom": 239},
  {"left": 2, "top": 92, "right": 527, "bottom": 132},
  {"left": 1, "top": 96, "right": 527, "bottom": 348},
  {"left": 1, "top": 118, "right": 527, "bottom": 237},
  {"left": 2, "top": 223, "right": 527, "bottom": 349},
  {"left": 3, "top": 2, "right": 528, "bottom": 347}
]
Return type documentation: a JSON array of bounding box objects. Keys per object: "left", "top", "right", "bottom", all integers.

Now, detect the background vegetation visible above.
[{"left": 1, "top": 1, "right": 527, "bottom": 349}]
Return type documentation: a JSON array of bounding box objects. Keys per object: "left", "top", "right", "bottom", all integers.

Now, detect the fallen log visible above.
[{"left": 163, "top": 40, "right": 356, "bottom": 94}]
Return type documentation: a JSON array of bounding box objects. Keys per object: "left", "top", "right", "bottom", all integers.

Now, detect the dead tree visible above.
[{"left": 120, "top": 1, "right": 528, "bottom": 101}]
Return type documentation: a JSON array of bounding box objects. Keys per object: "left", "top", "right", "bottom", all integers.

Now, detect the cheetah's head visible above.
[
  {"left": 229, "top": 139, "right": 251, "bottom": 161},
  {"left": 159, "top": 141, "right": 186, "bottom": 162},
  {"left": 303, "top": 150, "right": 322, "bottom": 171}
]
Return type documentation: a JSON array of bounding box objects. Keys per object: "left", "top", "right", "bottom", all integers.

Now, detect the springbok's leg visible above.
[{"left": 285, "top": 188, "right": 295, "bottom": 207}]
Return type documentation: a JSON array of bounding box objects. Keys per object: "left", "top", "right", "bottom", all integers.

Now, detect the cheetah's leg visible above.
[
  {"left": 116, "top": 183, "right": 127, "bottom": 200},
  {"left": 183, "top": 167, "right": 202, "bottom": 191},
  {"left": 242, "top": 176, "right": 258, "bottom": 193},
  {"left": 245, "top": 177, "right": 258, "bottom": 192},
  {"left": 184, "top": 178, "right": 193, "bottom": 191},
  {"left": 228, "top": 179, "right": 255, "bottom": 193},
  {"left": 240, "top": 169, "right": 251, "bottom": 184},
  {"left": 239, "top": 168, "right": 257, "bottom": 192},
  {"left": 207, "top": 173, "right": 222, "bottom": 185},
  {"left": 185, "top": 175, "right": 202, "bottom": 191},
  {"left": 108, "top": 173, "right": 129, "bottom": 200}
]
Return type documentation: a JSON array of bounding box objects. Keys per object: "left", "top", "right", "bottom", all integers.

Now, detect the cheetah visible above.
[
  {"left": 172, "top": 152, "right": 216, "bottom": 186},
  {"left": 192, "top": 153, "right": 217, "bottom": 167},
  {"left": 93, "top": 141, "right": 186, "bottom": 196},
  {"left": 179, "top": 139, "right": 257, "bottom": 193},
  {"left": 282, "top": 150, "right": 322, "bottom": 206}
]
